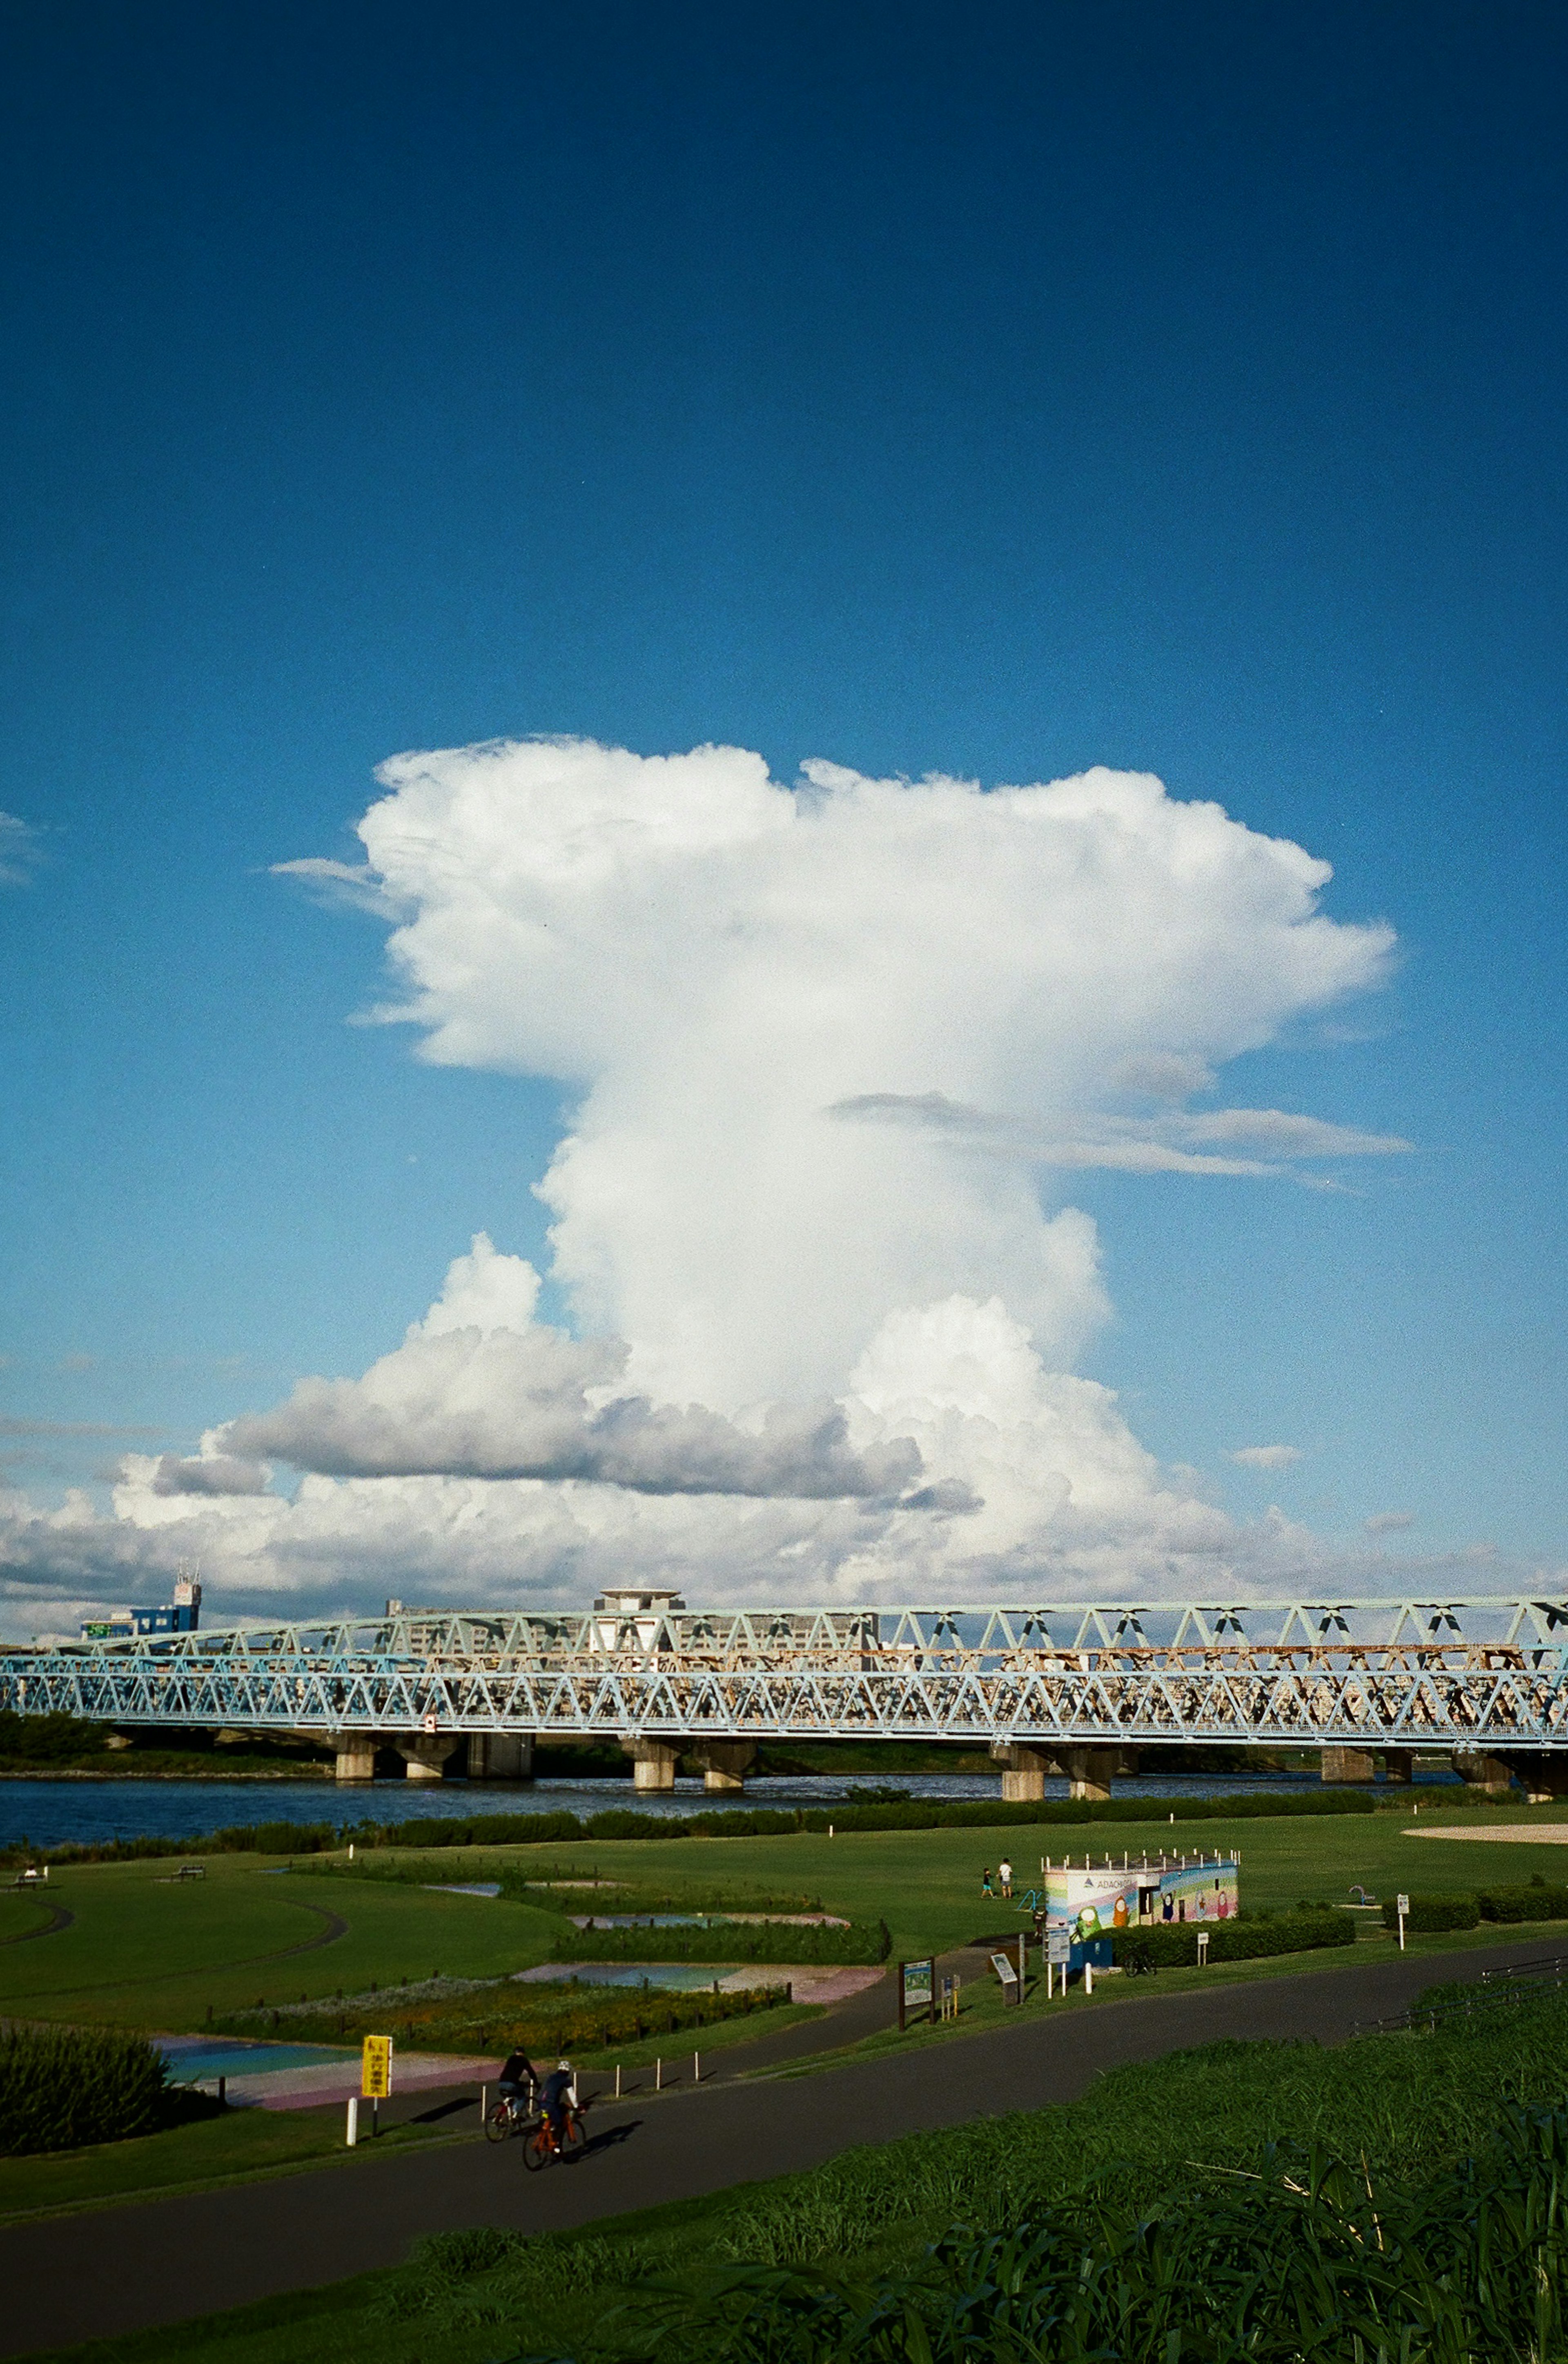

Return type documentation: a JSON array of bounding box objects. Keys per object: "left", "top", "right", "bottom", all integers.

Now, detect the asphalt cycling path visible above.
[{"left": 5, "top": 1937, "right": 1555, "bottom": 2357}]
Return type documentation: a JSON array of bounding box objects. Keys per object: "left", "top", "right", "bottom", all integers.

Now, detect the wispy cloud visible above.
[
  {"left": 830, "top": 1092, "right": 1411, "bottom": 1181},
  {"left": 0, "top": 811, "right": 42, "bottom": 887},
  {"left": 270, "top": 858, "right": 406, "bottom": 917},
  {"left": 1228, "top": 1444, "right": 1305, "bottom": 1470},
  {"left": 1365, "top": 1509, "right": 1415, "bottom": 1533}
]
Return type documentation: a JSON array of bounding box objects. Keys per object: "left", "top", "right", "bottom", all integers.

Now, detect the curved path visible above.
[
  {"left": 1, "top": 1935, "right": 1555, "bottom": 2358},
  {"left": 0, "top": 1902, "right": 74, "bottom": 1944}
]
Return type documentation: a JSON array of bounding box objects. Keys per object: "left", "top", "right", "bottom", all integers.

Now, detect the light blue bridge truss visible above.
[{"left": 4, "top": 1596, "right": 1567, "bottom": 1755}]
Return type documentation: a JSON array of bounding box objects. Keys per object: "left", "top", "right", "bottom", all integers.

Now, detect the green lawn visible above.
[
  {"left": 0, "top": 1858, "right": 563, "bottom": 2029},
  {"left": 0, "top": 2099, "right": 452, "bottom": 2225},
  {"left": 9, "top": 1797, "right": 1566, "bottom": 2043}
]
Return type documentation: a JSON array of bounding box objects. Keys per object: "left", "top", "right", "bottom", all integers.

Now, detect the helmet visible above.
[{"left": 557, "top": 2057, "right": 570, "bottom": 2070}]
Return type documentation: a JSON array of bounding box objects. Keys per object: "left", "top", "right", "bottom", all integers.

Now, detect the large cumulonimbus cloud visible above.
[
  {"left": 300, "top": 743, "right": 1398, "bottom": 1412},
  {"left": 5, "top": 742, "right": 1417, "bottom": 1630}
]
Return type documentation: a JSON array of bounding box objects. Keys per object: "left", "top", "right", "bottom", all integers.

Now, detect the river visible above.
[{"left": 0, "top": 1765, "right": 1449, "bottom": 1852}]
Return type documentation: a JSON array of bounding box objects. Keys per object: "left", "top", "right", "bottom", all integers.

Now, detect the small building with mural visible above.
[{"left": 1042, "top": 1851, "right": 1238, "bottom": 1969}]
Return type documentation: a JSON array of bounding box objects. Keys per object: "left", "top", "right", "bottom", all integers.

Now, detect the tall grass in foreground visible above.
[
  {"left": 0, "top": 2022, "right": 174, "bottom": 2154},
  {"left": 622, "top": 2107, "right": 1568, "bottom": 2363},
  {"left": 377, "top": 1983, "right": 1568, "bottom": 2360}
]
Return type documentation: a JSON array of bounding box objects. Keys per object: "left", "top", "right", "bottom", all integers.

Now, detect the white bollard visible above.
[
  {"left": 1085, "top": 1961, "right": 1094, "bottom": 1997},
  {"left": 345, "top": 2096, "right": 359, "bottom": 2148}
]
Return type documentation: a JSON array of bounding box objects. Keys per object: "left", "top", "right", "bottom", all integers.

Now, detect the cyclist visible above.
[
  {"left": 497, "top": 2046, "right": 537, "bottom": 2116},
  {"left": 540, "top": 2058, "right": 575, "bottom": 2152}
]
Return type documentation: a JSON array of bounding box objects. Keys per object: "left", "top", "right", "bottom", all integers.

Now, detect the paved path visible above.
[{"left": 3, "top": 1937, "right": 1553, "bottom": 2358}]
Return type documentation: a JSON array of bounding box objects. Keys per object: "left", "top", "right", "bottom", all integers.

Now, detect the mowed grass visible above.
[
  {"left": 0, "top": 2098, "right": 452, "bottom": 2224},
  {"left": 11, "top": 1795, "right": 1568, "bottom": 2039},
  {"left": 0, "top": 1858, "right": 563, "bottom": 2029},
  {"left": 336, "top": 1794, "right": 1568, "bottom": 1964}
]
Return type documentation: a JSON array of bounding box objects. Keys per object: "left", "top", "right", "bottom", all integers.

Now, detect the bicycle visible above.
[
  {"left": 485, "top": 2089, "right": 536, "bottom": 2143},
  {"left": 521, "top": 2106, "right": 587, "bottom": 2170}
]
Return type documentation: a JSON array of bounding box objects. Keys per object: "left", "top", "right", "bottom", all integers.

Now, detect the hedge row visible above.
[
  {"left": 557, "top": 1916, "right": 891, "bottom": 1966},
  {"left": 211, "top": 1978, "right": 791, "bottom": 2058},
  {"left": 1382, "top": 1883, "right": 1568, "bottom": 1935},
  {"left": 2, "top": 1782, "right": 1377, "bottom": 1872},
  {"left": 1113, "top": 1909, "right": 1357, "bottom": 1968}
]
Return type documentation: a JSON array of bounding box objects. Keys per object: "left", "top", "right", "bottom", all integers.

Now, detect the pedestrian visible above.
[
  {"left": 999, "top": 1856, "right": 1013, "bottom": 1899},
  {"left": 980, "top": 1866, "right": 994, "bottom": 1898}
]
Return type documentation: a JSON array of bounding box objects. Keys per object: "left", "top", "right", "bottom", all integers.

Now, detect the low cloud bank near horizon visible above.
[{"left": 2, "top": 739, "right": 1436, "bottom": 1625}]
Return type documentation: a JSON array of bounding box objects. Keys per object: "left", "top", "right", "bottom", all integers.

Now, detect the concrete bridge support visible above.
[
  {"left": 1503, "top": 1754, "right": 1568, "bottom": 1803},
  {"left": 466, "top": 1732, "right": 535, "bottom": 1781},
  {"left": 621, "top": 1737, "right": 680, "bottom": 1793},
  {"left": 1063, "top": 1746, "right": 1121, "bottom": 1803},
  {"left": 327, "top": 1733, "right": 377, "bottom": 1782},
  {"left": 690, "top": 1740, "right": 756, "bottom": 1793},
  {"left": 1321, "top": 1745, "right": 1377, "bottom": 1784},
  {"left": 1453, "top": 1750, "right": 1515, "bottom": 1795},
  {"left": 396, "top": 1736, "right": 461, "bottom": 1782},
  {"left": 991, "top": 1742, "right": 1056, "bottom": 1801},
  {"left": 1383, "top": 1749, "right": 1417, "bottom": 1785}
]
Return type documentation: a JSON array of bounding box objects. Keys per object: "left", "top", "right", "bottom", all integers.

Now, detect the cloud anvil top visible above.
[{"left": 7, "top": 1598, "right": 1567, "bottom": 1754}]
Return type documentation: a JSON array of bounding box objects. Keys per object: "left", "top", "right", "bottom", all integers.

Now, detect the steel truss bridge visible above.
[{"left": 4, "top": 1596, "right": 1568, "bottom": 1757}]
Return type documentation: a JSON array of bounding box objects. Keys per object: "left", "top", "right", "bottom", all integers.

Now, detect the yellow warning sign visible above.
[{"left": 361, "top": 2035, "right": 394, "bottom": 2098}]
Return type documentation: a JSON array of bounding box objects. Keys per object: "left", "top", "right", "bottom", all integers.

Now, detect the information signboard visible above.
[
  {"left": 1047, "top": 1927, "right": 1071, "bottom": 1966},
  {"left": 899, "top": 1957, "right": 934, "bottom": 2030},
  {"left": 990, "top": 1951, "right": 1021, "bottom": 2002},
  {"left": 361, "top": 2035, "right": 394, "bottom": 2099}
]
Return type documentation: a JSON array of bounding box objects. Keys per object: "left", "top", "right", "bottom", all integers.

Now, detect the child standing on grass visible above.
[
  {"left": 999, "top": 1857, "right": 1013, "bottom": 1898},
  {"left": 980, "top": 1867, "right": 994, "bottom": 1899}
]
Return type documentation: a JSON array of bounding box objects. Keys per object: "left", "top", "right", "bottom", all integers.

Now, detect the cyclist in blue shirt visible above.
[{"left": 541, "top": 2059, "right": 575, "bottom": 2148}]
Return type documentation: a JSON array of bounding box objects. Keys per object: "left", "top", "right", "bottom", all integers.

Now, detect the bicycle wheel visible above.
[
  {"left": 559, "top": 2111, "right": 586, "bottom": 2160},
  {"left": 484, "top": 2101, "right": 514, "bottom": 2144},
  {"left": 521, "top": 2124, "right": 552, "bottom": 2172}
]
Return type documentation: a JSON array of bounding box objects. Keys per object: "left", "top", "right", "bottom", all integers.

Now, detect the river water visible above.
[{"left": 1, "top": 1765, "right": 1450, "bottom": 1853}]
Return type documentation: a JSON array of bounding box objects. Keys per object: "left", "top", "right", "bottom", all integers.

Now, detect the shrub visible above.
[
  {"left": 1477, "top": 1882, "right": 1568, "bottom": 1923},
  {"left": 558, "top": 1918, "right": 888, "bottom": 1967},
  {"left": 0, "top": 2022, "right": 189, "bottom": 2155},
  {"left": 209, "top": 1977, "right": 791, "bottom": 2059},
  {"left": 1113, "top": 1909, "right": 1355, "bottom": 1970},
  {"left": 1381, "top": 1891, "right": 1480, "bottom": 1933}
]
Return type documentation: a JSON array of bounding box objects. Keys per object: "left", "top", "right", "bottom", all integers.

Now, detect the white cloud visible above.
[
  {"left": 5, "top": 740, "right": 1410, "bottom": 1623},
  {"left": 224, "top": 1234, "right": 920, "bottom": 1501},
  {"left": 346, "top": 740, "right": 1393, "bottom": 1410},
  {"left": 1365, "top": 1509, "right": 1415, "bottom": 1534},
  {"left": 0, "top": 811, "right": 40, "bottom": 887},
  {"left": 1228, "top": 1444, "right": 1305, "bottom": 1470}
]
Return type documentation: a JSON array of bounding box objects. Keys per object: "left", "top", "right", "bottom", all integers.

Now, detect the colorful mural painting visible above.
[{"left": 1041, "top": 1853, "right": 1239, "bottom": 1968}]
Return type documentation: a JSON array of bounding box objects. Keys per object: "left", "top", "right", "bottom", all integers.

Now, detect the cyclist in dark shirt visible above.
[
  {"left": 497, "top": 2048, "right": 537, "bottom": 2109},
  {"left": 541, "top": 2059, "right": 575, "bottom": 2145}
]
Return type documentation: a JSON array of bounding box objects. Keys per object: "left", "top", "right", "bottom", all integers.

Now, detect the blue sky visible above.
[{"left": 2, "top": 1, "right": 1565, "bottom": 1612}]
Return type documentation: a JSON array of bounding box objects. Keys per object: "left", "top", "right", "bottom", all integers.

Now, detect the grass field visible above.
[
  {"left": 8, "top": 1793, "right": 1568, "bottom": 2234},
  {"left": 9, "top": 1794, "right": 1568, "bottom": 2036}
]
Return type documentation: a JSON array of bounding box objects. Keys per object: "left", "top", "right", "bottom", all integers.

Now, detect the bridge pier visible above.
[
  {"left": 1453, "top": 1749, "right": 1515, "bottom": 1796},
  {"left": 621, "top": 1738, "right": 680, "bottom": 1793},
  {"left": 396, "top": 1736, "right": 460, "bottom": 1782},
  {"left": 690, "top": 1740, "right": 755, "bottom": 1793},
  {"left": 991, "top": 1742, "right": 1055, "bottom": 1801},
  {"left": 1383, "top": 1749, "right": 1417, "bottom": 1785},
  {"left": 465, "top": 1732, "right": 535, "bottom": 1781},
  {"left": 1063, "top": 1746, "right": 1120, "bottom": 1803},
  {"left": 327, "top": 1733, "right": 377, "bottom": 1782},
  {"left": 1321, "top": 1745, "right": 1376, "bottom": 1784},
  {"left": 1501, "top": 1753, "right": 1568, "bottom": 1803}
]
